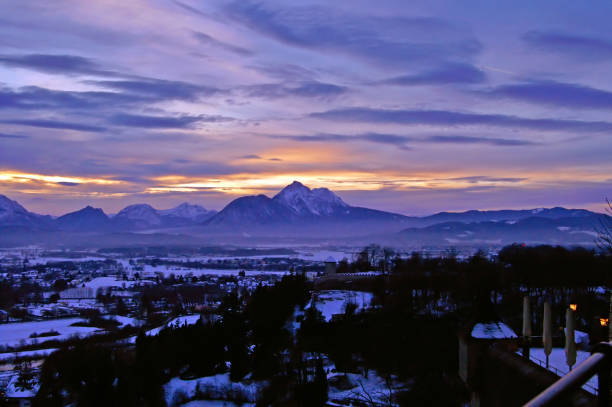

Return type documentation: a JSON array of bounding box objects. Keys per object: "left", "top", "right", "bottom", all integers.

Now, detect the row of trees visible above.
[
  {"left": 33, "top": 266, "right": 478, "bottom": 406},
  {"left": 30, "top": 242, "right": 612, "bottom": 406},
  {"left": 335, "top": 244, "right": 612, "bottom": 290}
]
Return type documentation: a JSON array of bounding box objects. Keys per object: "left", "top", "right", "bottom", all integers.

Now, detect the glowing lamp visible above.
[
  {"left": 600, "top": 318, "right": 609, "bottom": 327},
  {"left": 569, "top": 304, "right": 577, "bottom": 311}
]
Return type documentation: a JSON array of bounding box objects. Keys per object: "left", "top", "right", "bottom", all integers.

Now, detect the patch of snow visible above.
[
  {"left": 5, "top": 372, "right": 39, "bottom": 398},
  {"left": 82, "top": 277, "right": 134, "bottom": 290},
  {"left": 526, "top": 348, "right": 595, "bottom": 393},
  {"left": 115, "top": 204, "right": 161, "bottom": 225},
  {"left": 273, "top": 181, "right": 347, "bottom": 216},
  {"left": 328, "top": 371, "right": 405, "bottom": 406},
  {"left": 0, "top": 195, "right": 29, "bottom": 219},
  {"left": 0, "top": 347, "right": 58, "bottom": 362},
  {"left": 295, "top": 250, "right": 354, "bottom": 262},
  {"left": 563, "top": 329, "right": 589, "bottom": 346},
  {"left": 137, "top": 265, "right": 289, "bottom": 277},
  {"left": 145, "top": 315, "right": 202, "bottom": 337},
  {"left": 26, "top": 256, "right": 107, "bottom": 265},
  {"left": 308, "top": 290, "right": 373, "bottom": 322},
  {"left": 159, "top": 203, "right": 211, "bottom": 220},
  {"left": 471, "top": 322, "right": 517, "bottom": 339},
  {"left": 164, "top": 373, "right": 262, "bottom": 406},
  {"left": 103, "top": 315, "right": 144, "bottom": 328}
]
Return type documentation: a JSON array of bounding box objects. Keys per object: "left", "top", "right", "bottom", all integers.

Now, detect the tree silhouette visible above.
[{"left": 596, "top": 198, "right": 612, "bottom": 253}]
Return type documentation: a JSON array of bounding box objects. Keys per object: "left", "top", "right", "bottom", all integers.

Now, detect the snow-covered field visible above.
[
  {"left": 82, "top": 277, "right": 135, "bottom": 290},
  {"left": 24, "top": 256, "right": 108, "bottom": 265},
  {"left": 133, "top": 264, "right": 289, "bottom": 277},
  {"left": 0, "top": 347, "right": 58, "bottom": 362},
  {"left": 295, "top": 250, "right": 355, "bottom": 262},
  {"left": 310, "top": 290, "right": 374, "bottom": 322},
  {"left": 142, "top": 248, "right": 355, "bottom": 262},
  {"left": 0, "top": 318, "right": 100, "bottom": 348}
]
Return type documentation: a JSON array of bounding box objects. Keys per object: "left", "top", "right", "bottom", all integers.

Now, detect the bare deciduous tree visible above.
[{"left": 596, "top": 198, "right": 612, "bottom": 253}]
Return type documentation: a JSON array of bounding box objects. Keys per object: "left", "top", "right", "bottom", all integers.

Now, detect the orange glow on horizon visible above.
[
  {"left": 0, "top": 171, "right": 120, "bottom": 186},
  {"left": 144, "top": 171, "right": 530, "bottom": 195}
]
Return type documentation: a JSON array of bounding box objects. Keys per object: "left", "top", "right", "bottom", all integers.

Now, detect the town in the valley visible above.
[{"left": 1, "top": 240, "right": 611, "bottom": 406}]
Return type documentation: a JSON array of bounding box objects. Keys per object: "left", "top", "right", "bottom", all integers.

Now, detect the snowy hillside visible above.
[
  {"left": 114, "top": 204, "right": 162, "bottom": 226},
  {"left": 0, "top": 194, "right": 52, "bottom": 228},
  {"left": 159, "top": 202, "right": 216, "bottom": 222}
]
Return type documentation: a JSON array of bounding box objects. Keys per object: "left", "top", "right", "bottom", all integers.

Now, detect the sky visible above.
[{"left": 1, "top": 0, "right": 612, "bottom": 216}]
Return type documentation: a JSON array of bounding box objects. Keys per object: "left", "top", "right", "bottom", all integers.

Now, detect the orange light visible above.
[
  {"left": 600, "top": 318, "right": 609, "bottom": 327},
  {"left": 569, "top": 304, "right": 577, "bottom": 311}
]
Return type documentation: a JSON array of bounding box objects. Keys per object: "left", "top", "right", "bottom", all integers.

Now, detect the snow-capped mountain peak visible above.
[
  {"left": 272, "top": 181, "right": 348, "bottom": 216},
  {"left": 311, "top": 187, "right": 348, "bottom": 207},
  {"left": 115, "top": 204, "right": 161, "bottom": 225},
  {"left": 0, "top": 194, "right": 29, "bottom": 219},
  {"left": 159, "top": 202, "right": 210, "bottom": 220},
  {"left": 0, "top": 194, "right": 53, "bottom": 228}
]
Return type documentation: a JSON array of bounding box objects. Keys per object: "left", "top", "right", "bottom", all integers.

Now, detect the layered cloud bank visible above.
[{"left": 1, "top": 0, "right": 611, "bottom": 215}]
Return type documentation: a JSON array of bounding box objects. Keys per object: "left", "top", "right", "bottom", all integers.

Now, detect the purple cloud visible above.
[
  {"left": 482, "top": 80, "right": 612, "bottom": 109},
  {"left": 523, "top": 31, "right": 612, "bottom": 60},
  {"left": 0, "top": 85, "right": 145, "bottom": 110},
  {"left": 193, "top": 31, "right": 253, "bottom": 56},
  {"left": 2, "top": 119, "right": 106, "bottom": 132},
  {"left": 108, "top": 113, "right": 233, "bottom": 128},
  {"left": 449, "top": 176, "right": 527, "bottom": 183},
  {"left": 311, "top": 107, "right": 612, "bottom": 132},
  {"left": 270, "top": 132, "right": 533, "bottom": 149},
  {"left": 0, "top": 54, "right": 116, "bottom": 76},
  {"left": 244, "top": 81, "right": 347, "bottom": 99},
  {"left": 425, "top": 135, "right": 535, "bottom": 146},
  {"left": 381, "top": 63, "right": 486, "bottom": 86},
  {"left": 84, "top": 78, "right": 220, "bottom": 102},
  {"left": 222, "top": 1, "right": 481, "bottom": 68},
  {"left": 108, "top": 114, "right": 202, "bottom": 129}
]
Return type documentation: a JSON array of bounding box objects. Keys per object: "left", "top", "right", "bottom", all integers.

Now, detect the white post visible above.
[
  {"left": 522, "top": 296, "right": 532, "bottom": 358},
  {"left": 543, "top": 302, "right": 552, "bottom": 369},
  {"left": 565, "top": 308, "right": 576, "bottom": 371}
]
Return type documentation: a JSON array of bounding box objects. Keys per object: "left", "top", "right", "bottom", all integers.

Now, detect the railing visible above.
[
  {"left": 523, "top": 342, "right": 612, "bottom": 407},
  {"left": 524, "top": 352, "right": 598, "bottom": 395}
]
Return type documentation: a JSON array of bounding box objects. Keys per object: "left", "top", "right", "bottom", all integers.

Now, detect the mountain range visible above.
[
  {"left": 205, "top": 181, "right": 405, "bottom": 228},
  {"left": 0, "top": 196, "right": 216, "bottom": 232},
  {"left": 0, "top": 181, "right": 609, "bottom": 248}
]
